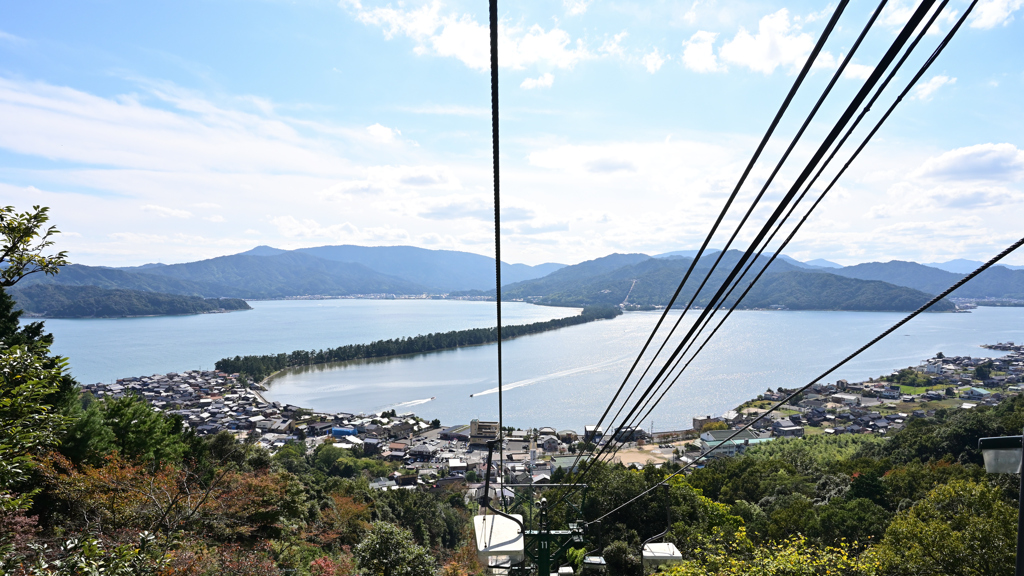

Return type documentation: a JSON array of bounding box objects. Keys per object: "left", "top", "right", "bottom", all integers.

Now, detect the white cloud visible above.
[
  {"left": 366, "top": 122, "right": 400, "bottom": 143},
  {"left": 418, "top": 199, "right": 535, "bottom": 222},
  {"left": 563, "top": 0, "right": 591, "bottom": 16},
  {"left": 204, "top": 215, "right": 226, "bottom": 223},
  {"left": 683, "top": 1, "right": 699, "bottom": 25},
  {"left": 914, "top": 143, "right": 1024, "bottom": 182},
  {"left": 271, "top": 215, "right": 360, "bottom": 240},
  {"left": 511, "top": 221, "right": 570, "bottom": 235},
  {"left": 642, "top": 48, "right": 666, "bottom": 73},
  {"left": 681, "top": 31, "right": 723, "bottom": 73},
  {"left": 912, "top": 75, "right": 956, "bottom": 100},
  {"left": 971, "top": 0, "right": 1024, "bottom": 29},
  {"left": 879, "top": 0, "right": 923, "bottom": 27},
  {"left": 0, "top": 30, "right": 27, "bottom": 44},
  {"left": 0, "top": 77, "right": 350, "bottom": 175},
  {"left": 351, "top": 1, "right": 588, "bottom": 71},
  {"left": 926, "top": 186, "right": 1023, "bottom": 208},
  {"left": 812, "top": 51, "right": 873, "bottom": 79},
  {"left": 844, "top": 63, "right": 874, "bottom": 80},
  {"left": 271, "top": 215, "right": 417, "bottom": 244},
  {"left": 521, "top": 73, "right": 555, "bottom": 89},
  {"left": 585, "top": 158, "right": 637, "bottom": 173},
  {"left": 600, "top": 31, "right": 628, "bottom": 58},
  {"left": 719, "top": 9, "right": 814, "bottom": 75},
  {"left": 142, "top": 204, "right": 192, "bottom": 218}
]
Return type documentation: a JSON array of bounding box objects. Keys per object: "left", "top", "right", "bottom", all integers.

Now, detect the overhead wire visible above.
[
  {"left": 589, "top": 231, "right": 1023, "bottom": 526},
  {"left": 587, "top": 0, "right": 888, "bottom": 463},
  {"left": 561, "top": 0, "right": 852, "bottom": 479},
  {"left": 571, "top": 0, "right": 939, "bottom": 480},
  {"left": 607, "top": 0, "right": 961, "bottom": 460},
  {"left": 575, "top": 0, "right": 983, "bottom": 519},
  {"left": 489, "top": 0, "right": 505, "bottom": 490}
]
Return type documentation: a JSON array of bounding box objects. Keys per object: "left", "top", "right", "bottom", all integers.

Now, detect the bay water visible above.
[
  {"left": 265, "top": 306, "right": 1024, "bottom": 431},
  {"left": 29, "top": 300, "right": 575, "bottom": 385},
  {"left": 24, "top": 300, "right": 1024, "bottom": 431}
]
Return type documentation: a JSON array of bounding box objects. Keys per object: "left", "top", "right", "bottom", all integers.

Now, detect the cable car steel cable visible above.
[
  {"left": 560, "top": 0, "right": 853, "bottom": 480},
  {"left": 488, "top": 0, "right": 505, "bottom": 485},
  {"left": 567, "top": 0, "right": 944, "bottom": 488},
  {"left": 574, "top": 0, "right": 888, "bottom": 471},
  {"left": 588, "top": 232, "right": 1024, "bottom": 527},
  {"left": 607, "top": 0, "right": 966, "bottom": 451},
  {"left": 594, "top": 0, "right": 970, "bottom": 468}
]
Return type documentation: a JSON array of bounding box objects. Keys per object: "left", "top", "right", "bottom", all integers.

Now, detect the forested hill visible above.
[
  {"left": 829, "top": 260, "right": 1024, "bottom": 299},
  {"left": 19, "top": 253, "right": 431, "bottom": 299},
  {"left": 216, "top": 305, "right": 622, "bottom": 381},
  {"left": 19, "top": 246, "right": 563, "bottom": 297},
  {"left": 10, "top": 284, "right": 251, "bottom": 318},
  {"left": 455, "top": 251, "right": 955, "bottom": 312},
  {"left": 19, "top": 243, "right": 1023, "bottom": 303}
]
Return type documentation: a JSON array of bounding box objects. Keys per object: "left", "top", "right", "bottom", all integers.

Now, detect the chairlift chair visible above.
[
  {"left": 640, "top": 485, "right": 683, "bottom": 569},
  {"left": 474, "top": 513, "right": 525, "bottom": 573}
]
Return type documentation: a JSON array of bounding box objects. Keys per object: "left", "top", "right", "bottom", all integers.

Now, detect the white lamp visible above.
[
  {"left": 978, "top": 433, "right": 1024, "bottom": 576},
  {"left": 979, "top": 435, "right": 1023, "bottom": 474}
]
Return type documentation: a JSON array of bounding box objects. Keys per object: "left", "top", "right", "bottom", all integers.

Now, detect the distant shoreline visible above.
[{"left": 20, "top": 307, "right": 252, "bottom": 320}]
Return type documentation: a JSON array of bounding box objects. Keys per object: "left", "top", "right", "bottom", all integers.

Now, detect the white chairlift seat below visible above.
[
  {"left": 474, "top": 513, "right": 525, "bottom": 570},
  {"left": 642, "top": 542, "right": 682, "bottom": 568}
]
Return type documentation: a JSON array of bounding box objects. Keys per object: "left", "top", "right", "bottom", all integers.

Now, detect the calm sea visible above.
[
  {"left": 265, "top": 306, "right": 1024, "bottom": 431},
  {"left": 28, "top": 300, "right": 575, "bottom": 384},
  {"left": 24, "top": 301, "right": 1024, "bottom": 431}
]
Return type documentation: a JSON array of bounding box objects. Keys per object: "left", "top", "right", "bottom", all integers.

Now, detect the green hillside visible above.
[
  {"left": 832, "top": 260, "right": 1024, "bottom": 299},
  {"left": 11, "top": 284, "right": 252, "bottom": 318},
  {"left": 458, "top": 251, "right": 954, "bottom": 312},
  {"left": 137, "top": 252, "right": 429, "bottom": 298}
]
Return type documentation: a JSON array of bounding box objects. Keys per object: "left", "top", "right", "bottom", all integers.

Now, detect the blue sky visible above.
[{"left": 1, "top": 0, "right": 1022, "bottom": 267}]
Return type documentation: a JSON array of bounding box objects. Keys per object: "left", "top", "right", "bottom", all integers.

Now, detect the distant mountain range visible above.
[
  {"left": 924, "top": 258, "right": 1024, "bottom": 274},
  {"left": 12, "top": 243, "right": 1024, "bottom": 316},
  {"left": 457, "top": 251, "right": 957, "bottom": 312},
  {"left": 18, "top": 245, "right": 565, "bottom": 300}
]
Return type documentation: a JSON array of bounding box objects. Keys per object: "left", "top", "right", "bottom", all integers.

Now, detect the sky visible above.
[{"left": 1, "top": 0, "right": 1022, "bottom": 268}]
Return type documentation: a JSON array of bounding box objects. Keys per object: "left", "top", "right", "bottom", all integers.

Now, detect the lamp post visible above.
[{"left": 979, "top": 432, "right": 1024, "bottom": 576}]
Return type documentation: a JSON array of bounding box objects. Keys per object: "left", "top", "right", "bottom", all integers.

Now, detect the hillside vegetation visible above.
[
  {"left": 457, "top": 251, "right": 956, "bottom": 312},
  {"left": 11, "top": 284, "right": 251, "bottom": 318},
  {"left": 20, "top": 244, "right": 1024, "bottom": 308}
]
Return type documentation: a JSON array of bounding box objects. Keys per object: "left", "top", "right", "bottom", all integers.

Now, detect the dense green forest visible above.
[
  {"left": 540, "top": 396, "right": 1024, "bottom": 576},
  {"left": 216, "top": 305, "right": 622, "bottom": 381},
  {"left": 11, "top": 284, "right": 252, "bottom": 318}
]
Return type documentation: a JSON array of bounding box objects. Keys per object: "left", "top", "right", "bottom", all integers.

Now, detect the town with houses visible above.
[{"left": 79, "top": 342, "right": 1024, "bottom": 496}]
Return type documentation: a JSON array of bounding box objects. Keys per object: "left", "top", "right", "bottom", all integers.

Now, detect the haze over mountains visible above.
[{"left": 13, "top": 243, "right": 1024, "bottom": 316}]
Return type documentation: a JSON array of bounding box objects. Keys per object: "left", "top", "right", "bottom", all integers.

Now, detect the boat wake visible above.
[
  {"left": 470, "top": 356, "right": 630, "bottom": 397},
  {"left": 384, "top": 397, "right": 436, "bottom": 410}
]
